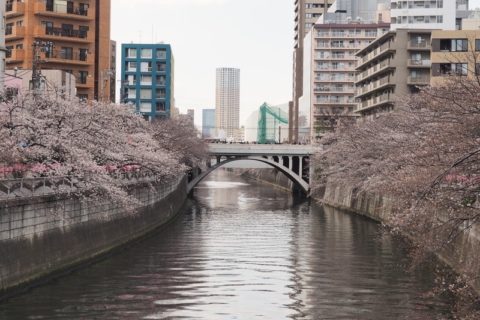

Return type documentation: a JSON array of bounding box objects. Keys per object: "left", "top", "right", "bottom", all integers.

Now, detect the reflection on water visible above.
[{"left": 0, "top": 170, "right": 451, "bottom": 319}]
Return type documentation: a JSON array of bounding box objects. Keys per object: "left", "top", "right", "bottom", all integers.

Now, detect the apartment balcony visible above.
[
  {"left": 355, "top": 75, "right": 393, "bottom": 98},
  {"left": 315, "top": 67, "right": 354, "bottom": 72},
  {"left": 407, "top": 41, "right": 431, "bottom": 51},
  {"left": 356, "top": 93, "right": 393, "bottom": 113},
  {"left": 314, "top": 87, "right": 355, "bottom": 94},
  {"left": 34, "top": 1, "right": 94, "bottom": 21},
  {"left": 6, "top": 49, "right": 25, "bottom": 63},
  {"left": 315, "top": 77, "right": 355, "bottom": 83},
  {"left": 5, "top": 26, "right": 25, "bottom": 41},
  {"left": 34, "top": 26, "right": 93, "bottom": 44},
  {"left": 5, "top": 1, "right": 25, "bottom": 18},
  {"left": 357, "top": 41, "right": 394, "bottom": 68},
  {"left": 315, "top": 99, "right": 356, "bottom": 105},
  {"left": 76, "top": 77, "right": 94, "bottom": 89},
  {"left": 407, "top": 75, "right": 431, "bottom": 85},
  {"left": 407, "top": 59, "right": 431, "bottom": 68},
  {"left": 356, "top": 59, "right": 393, "bottom": 83},
  {"left": 41, "top": 50, "right": 93, "bottom": 66}
]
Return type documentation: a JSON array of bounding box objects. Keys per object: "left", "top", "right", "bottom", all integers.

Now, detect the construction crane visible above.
[{"left": 257, "top": 102, "right": 288, "bottom": 144}]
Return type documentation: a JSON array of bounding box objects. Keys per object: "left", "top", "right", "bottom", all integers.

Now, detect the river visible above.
[{"left": 0, "top": 170, "right": 452, "bottom": 319}]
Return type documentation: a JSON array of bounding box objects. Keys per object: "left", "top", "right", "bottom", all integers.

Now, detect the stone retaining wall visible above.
[
  {"left": 0, "top": 177, "right": 187, "bottom": 297},
  {"left": 322, "top": 182, "right": 480, "bottom": 292}
]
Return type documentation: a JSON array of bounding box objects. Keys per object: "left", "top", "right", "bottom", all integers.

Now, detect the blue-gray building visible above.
[
  {"left": 202, "top": 109, "right": 215, "bottom": 138},
  {"left": 121, "top": 43, "right": 174, "bottom": 120}
]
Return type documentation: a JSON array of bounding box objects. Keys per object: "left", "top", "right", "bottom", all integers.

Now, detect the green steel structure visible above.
[{"left": 257, "top": 102, "right": 289, "bottom": 144}]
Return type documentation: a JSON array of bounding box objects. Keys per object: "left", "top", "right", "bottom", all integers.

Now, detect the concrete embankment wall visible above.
[
  {"left": 237, "top": 168, "right": 298, "bottom": 193},
  {"left": 0, "top": 178, "right": 187, "bottom": 297},
  {"left": 322, "top": 182, "right": 480, "bottom": 292}
]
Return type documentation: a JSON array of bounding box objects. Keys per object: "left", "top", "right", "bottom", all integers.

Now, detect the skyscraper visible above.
[
  {"left": 121, "top": 43, "right": 174, "bottom": 120},
  {"left": 215, "top": 68, "right": 240, "bottom": 139},
  {"left": 202, "top": 109, "right": 215, "bottom": 139},
  {"left": 5, "top": 0, "right": 113, "bottom": 101}
]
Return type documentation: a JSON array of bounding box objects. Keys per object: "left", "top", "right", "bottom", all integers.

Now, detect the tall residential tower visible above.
[
  {"left": 121, "top": 43, "right": 174, "bottom": 120},
  {"left": 5, "top": 0, "right": 113, "bottom": 101},
  {"left": 215, "top": 68, "right": 240, "bottom": 139}
]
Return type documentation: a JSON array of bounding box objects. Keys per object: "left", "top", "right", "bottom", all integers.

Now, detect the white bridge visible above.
[{"left": 187, "top": 144, "right": 316, "bottom": 195}]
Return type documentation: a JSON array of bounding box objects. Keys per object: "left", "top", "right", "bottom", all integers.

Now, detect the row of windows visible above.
[
  {"left": 391, "top": 0, "right": 444, "bottom": 9},
  {"left": 125, "top": 61, "right": 167, "bottom": 73},
  {"left": 125, "top": 48, "right": 168, "bottom": 60},
  {"left": 392, "top": 15, "right": 444, "bottom": 24},
  {"left": 127, "top": 88, "right": 167, "bottom": 100}
]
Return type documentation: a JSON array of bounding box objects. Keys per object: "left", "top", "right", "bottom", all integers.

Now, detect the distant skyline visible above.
[{"left": 112, "top": 0, "right": 294, "bottom": 128}]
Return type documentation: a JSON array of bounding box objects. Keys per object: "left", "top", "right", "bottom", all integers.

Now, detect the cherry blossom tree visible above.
[
  {"left": 0, "top": 92, "right": 206, "bottom": 206},
  {"left": 314, "top": 76, "right": 480, "bottom": 316}
]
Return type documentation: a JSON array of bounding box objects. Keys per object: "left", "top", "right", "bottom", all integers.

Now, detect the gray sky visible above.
[
  {"left": 473, "top": 0, "right": 480, "bottom": 8},
  {"left": 112, "top": 0, "right": 294, "bottom": 127}
]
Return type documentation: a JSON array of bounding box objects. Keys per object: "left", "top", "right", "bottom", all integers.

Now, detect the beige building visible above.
[
  {"left": 355, "top": 29, "right": 433, "bottom": 120},
  {"left": 291, "top": 0, "right": 334, "bottom": 143},
  {"left": 5, "top": 0, "right": 113, "bottom": 101},
  {"left": 431, "top": 30, "right": 480, "bottom": 85},
  {"left": 304, "top": 21, "right": 390, "bottom": 138},
  {"left": 215, "top": 67, "right": 240, "bottom": 139},
  {"left": 6, "top": 69, "right": 76, "bottom": 97}
]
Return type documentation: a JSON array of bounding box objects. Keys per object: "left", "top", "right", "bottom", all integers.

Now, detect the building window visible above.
[
  {"left": 156, "top": 101, "right": 166, "bottom": 111},
  {"left": 476, "top": 39, "right": 480, "bottom": 51},
  {"left": 156, "top": 88, "right": 166, "bottom": 99},
  {"left": 78, "top": 71, "right": 88, "bottom": 84},
  {"left": 439, "top": 63, "right": 468, "bottom": 76},
  {"left": 440, "top": 39, "right": 468, "bottom": 52},
  {"left": 140, "top": 75, "right": 152, "bottom": 85},
  {"left": 156, "top": 75, "right": 166, "bottom": 85},
  {"left": 61, "top": 47, "right": 73, "bottom": 60},
  {"left": 141, "top": 48, "right": 152, "bottom": 59},
  {"left": 128, "top": 61, "right": 137, "bottom": 71},
  {"left": 156, "top": 49, "right": 167, "bottom": 59},
  {"left": 128, "top": 88, "right": 136, "bottom": 99},
  {"left": 140, "top": 102, "right": 151, "bottom": 113},
  {"left": 79, "top": 48, "right": 88, "bottom": 61},
  {"left": 141, "top": 62, "right": 152, "bottom": 72},
  {"left": 140, "top": 89, "right": 152, "bottom": 99},
  {"left": 156, "top": 62, "right": 167, "bottom": 72},
  {"left": 127, "top": 48, "right": 137, "bottom": 58}
]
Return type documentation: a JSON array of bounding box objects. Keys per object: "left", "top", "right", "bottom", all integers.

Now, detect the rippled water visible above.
[{"left": 0, "top": 170, "right": 452, "bottom": 319}]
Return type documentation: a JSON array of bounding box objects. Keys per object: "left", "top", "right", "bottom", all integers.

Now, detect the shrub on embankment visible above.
[
  {"left": 0, "top": 92, "right": 207, "bottom": 206},
  {"left": 312, "top": 77, "right": 480, "bottom": 318}
]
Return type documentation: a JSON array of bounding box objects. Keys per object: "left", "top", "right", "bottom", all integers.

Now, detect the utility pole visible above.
[{"left": 31, "top": 40, "right": 54, "bottom": 95}]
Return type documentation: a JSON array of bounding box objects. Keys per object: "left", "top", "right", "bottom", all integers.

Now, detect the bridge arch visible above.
[{"left": 187, "top": 156, "right": 310, "bottom": 195}]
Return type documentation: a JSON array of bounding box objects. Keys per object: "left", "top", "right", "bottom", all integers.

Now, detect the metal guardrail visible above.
[{"left": 0, "top": 171, "right": 168, "bottom": 200}]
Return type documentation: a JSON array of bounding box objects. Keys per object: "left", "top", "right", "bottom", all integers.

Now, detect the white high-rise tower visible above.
[{"left": 215, "top": 68, "right": 240, "bottom": 139}]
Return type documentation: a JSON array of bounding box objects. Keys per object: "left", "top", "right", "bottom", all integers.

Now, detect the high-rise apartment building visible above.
[
  {"left": 202, "top": 109, "right": 215, "bottom": 139},
  {"left": 304, "top": 21, "right": 390, "bottom": 138},
  {"left": 355, "top": 29, "right": 433, "bottom": 120},
  {"left": 121, "top": 43, "right": 174, "bottom": 121},
  {"left": 390, "top": 0, "right": 469, "bottom": 31},
  {"left": 215, "top": 68, "right": 240, "bottom": 139},
  {"left": 291, "top": 0, "right": 335, "bottom": 143},
  {"left": 4, "top": 0, "right": 113, "bottom": 101}
]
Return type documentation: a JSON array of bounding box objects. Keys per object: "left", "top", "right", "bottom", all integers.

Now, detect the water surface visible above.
[{"left": 0, "top": 170, "right": 451, "bottom": 319}]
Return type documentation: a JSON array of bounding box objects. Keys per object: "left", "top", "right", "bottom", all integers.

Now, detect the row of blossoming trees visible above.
[
  {"left": 0, "top": 92, "right": 207, "bottom": 205},
  {"left": 313, "top": 76, "right": 480, "bottom": 316}
]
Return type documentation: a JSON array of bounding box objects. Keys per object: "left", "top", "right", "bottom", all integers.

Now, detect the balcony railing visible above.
[
  {"left": 35, "top": 1, "right": 91, "bottom": 19},
  {"left": 407, "top": 75, "right": 431, "bottom": 85},
  {"left": 5, "top": 1, "right": 25, "bottom": 16},
  {"left": 407, "top": 59, "right": 431, "bottom": 67},
  {"left": 5, "top": 26, "right": 25, "bottom": 39},
  {"left": 41, "top": 49, "right": 91, "bottom": 65}
]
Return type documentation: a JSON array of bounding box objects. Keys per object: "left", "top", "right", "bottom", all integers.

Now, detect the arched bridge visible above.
[{"left": 187, "top": 144, "right": 316, "bottom": 196}]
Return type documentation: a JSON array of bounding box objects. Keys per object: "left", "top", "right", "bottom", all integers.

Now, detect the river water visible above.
[{"left": 0, "top": 170, "right": 452, "bottom": 319}]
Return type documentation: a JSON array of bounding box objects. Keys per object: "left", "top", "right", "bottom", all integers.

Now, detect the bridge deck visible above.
[{"left": 208, "top": 144, "right": 315, "bottom": 156}]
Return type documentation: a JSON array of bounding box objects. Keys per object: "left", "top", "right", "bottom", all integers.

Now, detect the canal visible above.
[{"left": 0, "top": 170, "right": 452, "bottom": 319}]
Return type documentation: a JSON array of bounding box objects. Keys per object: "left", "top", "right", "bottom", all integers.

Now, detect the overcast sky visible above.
[
  {"left": 112, "top": 0, "right": 480, "bottom": 127},
  {"left": 111, "top": 0, "right": 294, "bottom": 127}
]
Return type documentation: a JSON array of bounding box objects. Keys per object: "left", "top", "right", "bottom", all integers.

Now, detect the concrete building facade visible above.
[
  {"left": 4, "top": 0, "right": 113, "bottom": 101},
  {"left": 355, "top": 29, "right": 433, "bottom": 119},
  {"left": 121, "top": 43, "right": 174, "bottom": 120},
  {"left": 390, "top": 0, "right": 470, "bottom": 31},
  {"left": 5, "top": 69, "right": 76, "bottom": 96},
  {"left": 215, "top": 67, "right": 240, "bottom": 139},
  {"left": 430, "top": 29, "right": 480, "bottom": 85},
  {"left": 0, "top": 0, "right": 6, "bottom": 89},
  {"left": 291, "top": 0, "right": 334, "bottom": 143},
  {"left": 304, "top": 21, "right": 390, "bottom": 139}
]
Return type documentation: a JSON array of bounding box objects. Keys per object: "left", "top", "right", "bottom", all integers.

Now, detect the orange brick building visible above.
[{"left": 5, "top": 0, "right": 113, "bottom": 101}]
